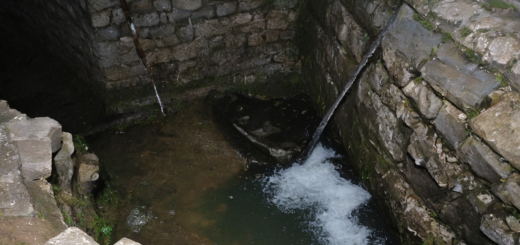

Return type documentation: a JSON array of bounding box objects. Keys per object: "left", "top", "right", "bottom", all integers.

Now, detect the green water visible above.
[{"left": 89, "top": 98, "right": 399, "bottom": 245}]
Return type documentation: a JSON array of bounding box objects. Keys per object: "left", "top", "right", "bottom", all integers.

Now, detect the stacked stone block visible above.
[
  {"left": 302, "top": 0, "right": 520, "bottom": 244},
  {"left": 88, "top": 0, "right": 300, "bottom": 112}
]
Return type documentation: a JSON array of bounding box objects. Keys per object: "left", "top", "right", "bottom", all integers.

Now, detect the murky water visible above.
[{"left": 89, "top": 96, "right": 399, "bottom": 245}]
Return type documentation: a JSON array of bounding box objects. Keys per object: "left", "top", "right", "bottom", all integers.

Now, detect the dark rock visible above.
[
  {"left": 191, "top": 6, "right": 215, "bottom": 21},
  {"left": 434, "top": 101, "right": 467, "bottom": 149},
  {"left": 172, "top": 0, "right": 202, "bottom": 11},
  {"left": 153, "top": 0, "right": 171, "bottom": 12},
  {"left": 167, "top": 8, "right": 192, "bottom": 23},
  {"left": 458, "top": 137, "right": 511, "bottom": 183},
  {"left": 97, "top": 25, "right": 121, "bottom": 41},
  {"left": 216, "top": 2, "right": 237, "bottom": 17},
  {"left": 421, "top": 59, "right": 499, "bottom": 110}
]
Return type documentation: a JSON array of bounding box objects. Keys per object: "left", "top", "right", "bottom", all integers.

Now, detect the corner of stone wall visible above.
[
  {"left": 87, "top": 0, "right": 303, "bottom": 115},
  {"left": 301, "top": 0, "right": 520, "bottom": 244}
]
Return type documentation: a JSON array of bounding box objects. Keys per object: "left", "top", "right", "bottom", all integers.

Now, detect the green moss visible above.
[
  {"left": 466, "top": 108, "right": 479, "bottom": 120},
  {"left": 496, "top": 73, "right": 509, "bottom": 87},
  {"left": 73, "top": 135, "right": 89, "bottom": 153},
  {"left": 460, "top": 27, "right": 473, "bottom": 38},
  {"left": 413, "top": 13, "right": 435, "bottom": 30},
  {"left": 490, "top": 0, "right": 517, "bottom": 9},
  {"left": 441, "top": 31, "right": 453, "bottom": 43}
]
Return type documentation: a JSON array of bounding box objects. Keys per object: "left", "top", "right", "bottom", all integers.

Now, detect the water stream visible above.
[{"left": 89, "top": 96, "right": 399, "bottom": 244}]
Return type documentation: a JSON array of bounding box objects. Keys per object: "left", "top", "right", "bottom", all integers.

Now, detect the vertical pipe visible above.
[{"left": 118, "top": 0, "right": 165, "bottom": 115}]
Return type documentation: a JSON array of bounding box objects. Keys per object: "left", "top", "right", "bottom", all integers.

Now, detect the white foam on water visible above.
[{"left": 264, "top": 144, "right": 372, "bottom": 245}]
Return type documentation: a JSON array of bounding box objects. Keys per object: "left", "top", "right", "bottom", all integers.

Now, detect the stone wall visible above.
[
  {"left": 87, "top": 0, "right": 301, "bottom": 113},
  {"left": 301, "top": 0, "right": 520, "bottom": 244}
]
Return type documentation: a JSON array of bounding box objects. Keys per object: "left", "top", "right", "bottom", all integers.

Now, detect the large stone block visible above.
[
  {"left": 233, "top": 20, "right": 265, "bottom": 33},
  {"left": 421, "top": 59, "right": 499, "bottom": 110},
  {"left": 191, "top": 6, "right": 215, "bottom": 21},
  {"left": 153, "top": 0, "right": 171, "bottom": 12},
  {"left": 402, "top": 80, "right": 442, "bottom": 119},
  {"left": 238, "top": 0, "right": 264, "bottom": 12},
  {"left": 111, "top": 8, "right": 126, "bottom": 25},
  {"left": 170, "top": 37, "right": 208, "bottom": 61},
  {"left": 382, "top": 4, "right": 442, "bottom": 79},
  {"left": 266, "top": 10, "right": 290, "bottom": 30},
  {"left": 480, "top": 214, "right": 517, "bottom": 245},
  {"left": 54, "top": 147, "right": 74, "bottom": 192},
  {"left": 458, "top": 137, "right": 511, "bottom": 183},
  {"left": 470, "top": 92, "right": 520, "bottom": 169},
  {"left": 129, "top": 0, "right": 155, "bottom": 14},
  {"left": 5, "top": 117, "right": 62, "bottom": 153},
  {"left": 149, "top": 24, "right": 176, "bottom": 39},
  {"left": 74, "top": 153, "right": 100, "bottom": 195},
  {"left": 172, "top": 0, "right": 202, "bottom": 11},
  {"left": 91, "top": 10, "right": 111, "bottom": 28},
  {"left": 88, "top": 0, "right": 117, "bottom": 13},
  {"left": 97, "top": 25, "right": 121, "bottom": 41},
  {"left": 167, "top": 8, "right": 192, "bottom": 23},
  {"left": 45, "top": 227, "right": 99, "bottom": 245},
  {"left": 133, "top": 12, "right": 160, "bottom": 27},
  {"left": 194, "top": 18, "right": 232, "bottom": 39},
  {"left": 434, "top": 101, "right": 467, "bottom": 149},
  {"left": 217, "top": 2, "right": 237, "bottom": 17},
  {"left": 16, "top": 139, "right": 52, "bottom": 180}
]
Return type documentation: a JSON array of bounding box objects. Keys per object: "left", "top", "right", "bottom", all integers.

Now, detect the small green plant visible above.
[
  {"left": 38, "top": 211, "right": 44, "bottom": 219},
  {"left": 73, "top": 135, "right": 89, "bottom": 153},
  {"left": 62, "top": 211, "right": 72, "bottom": 226},
  {"left": 430, "top": 45, "right": 439, "bottom": 58},
  {"left": 413, "top": 13, "right": 435, "bottom": 30},
  {"left": 97, "top": 183, "right": 119, "bottom": 210},
  {"left": 362, "top": 33, "right": 369, "bottom": 43},
  {"left": 466, "top": 108, "right": 479, "bottom": 120},
  {"left": 490, "top": 0, "right": 516, "bottom": 9},
  {"left": 496, "top": 73, "right": 508, "bottom": 87},
  {"left": 460, "top": 27, "right": 473, "bottom": 38},
  {"left": 94, "top": 215, "right": 114, "bottom": 245},
  {"left": 441, "top": 31, "right": 452, "bottom": 43},
  {"left": 430, "top": 210, "right": 437, "bottom": 218},
  {"left": 481, "top": 3, "right": 493, "bottom": 11}
]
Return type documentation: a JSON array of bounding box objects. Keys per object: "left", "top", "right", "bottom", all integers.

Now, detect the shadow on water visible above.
[{"left": 89, "top": 93, "right": 400, "bottom": 245}]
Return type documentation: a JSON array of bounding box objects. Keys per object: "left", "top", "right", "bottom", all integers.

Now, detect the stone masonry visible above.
[
  {"left": 301, "top": 0, "right": 520, "bottom": 244},
  {"left": 87, "top": 0, "right": 301, "bottom": 113}
]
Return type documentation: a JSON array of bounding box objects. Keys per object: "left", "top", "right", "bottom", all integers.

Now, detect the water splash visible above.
[{"left": 264, "top": 144, "right": 373, "bottom": 245}]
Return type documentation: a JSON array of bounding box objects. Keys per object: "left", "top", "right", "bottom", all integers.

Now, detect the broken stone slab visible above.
[
  {"left": 507, "top": 216, "right": 520, "bottom": 233},
  {"left": 0, "top": 101, "right": 26, "bottom": 124},
  {"left": 5, "top": 117, "right": 62, "bottom": 153},
  {"left": 16, "top": 138, "right": 52, "bottom": 181},
  {"left": 114, "top": 238, "right": 142, "bottom": 245},
  {"left": 0, "top": 126, "right": 34, "bottom": 217},
  {"left": 470, "top": 92, "right": 520, "bottom": 170},
  {"left": 402, "top": 80, "right": 443, "bottom": 119},
  {"left": 480, "top": 214, "right": 517, "bottom": 245},
  {"left": 421, "top": 59, "right": 499, "bottom": 110},
  {"left": 493, "top": 173, "right": 520, "bottom": 211},
  {"left": 54, "top": 146, "right": 74, "bottom": 193},
  {"left": 382, "top": 4, "right": 442, "bottom": 82},
  {"left": 25, "top": 180, "right": 68, "bottom": 229},
  {"left": 44, "top": 227, "right": 99, "bottom": 245},
  {"left": 458, "top": 137, "right": 511, "bottom": 184},
  {"left": 435, "top": 42, "right": 497, "bottom": 92},
  {"left": 434, "top": 101, "right": 467, "bottom": 149},
  {"left": 74, "top": 153, "right": 100, "bottom": 195}
]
